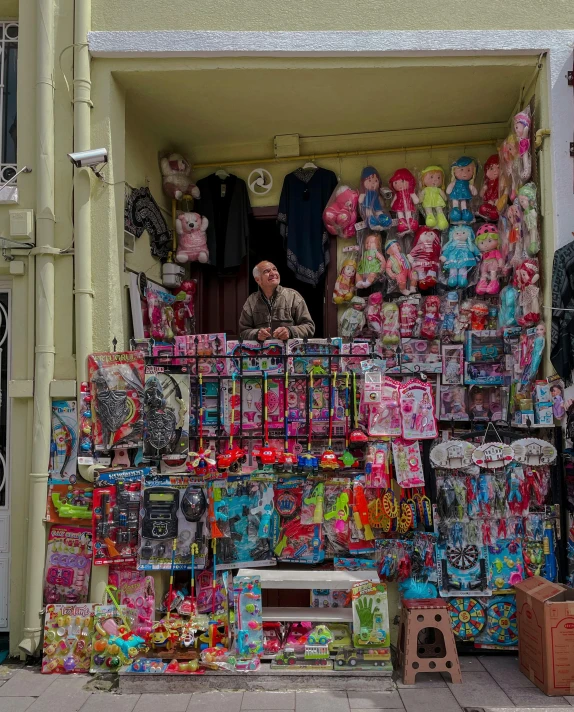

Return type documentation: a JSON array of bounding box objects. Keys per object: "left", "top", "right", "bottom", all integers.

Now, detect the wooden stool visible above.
[{"left": 397, "top": 598, "right": 462, "bottom": 685}]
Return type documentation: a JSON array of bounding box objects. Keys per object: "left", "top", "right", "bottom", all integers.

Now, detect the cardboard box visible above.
[{"left": 515, "top": 576, "right": 574, "bottom": 696}]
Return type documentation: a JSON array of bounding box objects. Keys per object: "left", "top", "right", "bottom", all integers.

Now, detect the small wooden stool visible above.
[{"left": 397, "top": 598, "right": 462, "bottom": 685}]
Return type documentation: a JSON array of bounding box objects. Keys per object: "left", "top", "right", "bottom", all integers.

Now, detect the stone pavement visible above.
[{"left": 0, "top": 656, "right": 573, "bottom": 712}]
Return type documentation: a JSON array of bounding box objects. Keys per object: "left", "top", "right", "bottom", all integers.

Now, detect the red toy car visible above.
[
  {"left": 253, "top": 445, "right": 278, "bottom": 466},
  {"left": 320, "top": 449, "right": 339, "bottom": 470},
  {"left": 216, "top": 445, "right": 247, "bottom": 472}
]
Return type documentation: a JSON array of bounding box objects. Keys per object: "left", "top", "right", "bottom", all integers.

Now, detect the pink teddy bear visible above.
[
  {"left": 175, "top": 212, "right": 209, "bottom": 264},
  {"left": 323, "top": 186, "right": 359, "bottom": 239}
]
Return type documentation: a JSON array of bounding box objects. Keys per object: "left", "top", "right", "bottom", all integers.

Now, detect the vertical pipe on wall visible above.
[{"left": 19, "top": 0, "right": 55, "bottom": 655}]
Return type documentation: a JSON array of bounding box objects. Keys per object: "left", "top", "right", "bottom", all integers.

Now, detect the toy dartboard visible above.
[
  {"left": 447, "top": 597, "right": 486, "bottom": 640},
  {"left": 446, "top": 544, "right": 479, "bottom": 571},
  {"left": 486, "top": 599, "right": 518, "bottom": 645}
]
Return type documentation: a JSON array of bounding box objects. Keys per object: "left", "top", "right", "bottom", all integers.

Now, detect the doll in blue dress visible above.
[
  {"left": 440, "top": 224, "right": 481, "bottom": 288},
  {"left": 446, "top": 156, "right": 478, "bottom": 224}
]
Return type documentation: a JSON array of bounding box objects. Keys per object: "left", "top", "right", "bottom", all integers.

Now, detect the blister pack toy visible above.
[
  {"left": 44, "top": 525, "right": 92, "bottom": 604},
  {"left": 464, "top": 331, "right": 504, "bottom": 363},
  {"left": 143, "top": 365, "right": 190, "bottom": 462},
  {"left": 468, "top": 386, "right": 508, "bottom": 422},
  {"left": 464, "top": 361, "right": 506, "bottom": 386},
  {"left": 77, "top": 382, "right": 94, "bottom": 466},
  {"left": 138, "top": 474, "right": 208, "bottom": 570},
  {"left": 287, "top": 338, "right": 342, "bottom": 375},
  {"left": 233, "top": 575, "right": 264, "bottom": 658},
  {"left": 47, "top": 481, "right": 93, "bottom": 524},
  {"left": 110, "top": 571, "right": 155, "bottom": 639},
  {"left": 227, "top": 340, "right": 285, "bottom": 375},
  {"left": 93, "top": 468, "right": 145, "bottom": 566},
  {"left": 436, "top": 523, "right": 491, "bottom": 597},
  {"left": 488, "top": 538, "right": 524, "bottom": 593},
  {"left": 400, "top": 379, "right": 438, "bottom": 439},
  {"left": 367, "top": 378, "right": 401, "bottom": 437},
  {"left": 42, "top": 603, "right": 95, "bottom": 673},
  {"left": 439, "top": 385, "right": 468, "bottom": 421},
  {"left": 90, "top": 603, "right": 145, "bottom": 673},
  {"left": 400, "top": 339, "right": 442, "bottom": 375},
  {"left": 49, "top": 400, "right": 78, "bottom": 483},
  {"left": 88, "top": 351, "right": 145, "bottom": 450},
  {"left": 272, "top": 478, "right": 325, "bottom": 564},
  {"left": 175, "top": 333, "right": 227, "bottom": 375},
  {"left": 442, "top": 344, "right": 464, "bottom": 385},
  {"left": 322, "top": 480, "right": 353, "bottom": 557},
  {"left": 351, "top": 580, "right": 390, "bottom": 649},
  {"left": 365, "top": 441, "right": 391, "bottom": 488},
  {"left": 392, "top": 438, "right": 425, "bottom": 487}
]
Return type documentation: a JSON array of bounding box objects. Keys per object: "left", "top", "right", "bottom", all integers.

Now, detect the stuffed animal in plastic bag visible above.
[
  {"left": 475, "top": 224, "right": 504, "bottom": 295},
  {"left": 389, "top": 168, "right": 419, "bottom": 234},
  {"left": 356, "top": 232, "right": 385, "bottom": 289},
  {"left": 385, "top": 237, "right": 416, "bottom": 296},
  {"left": 358, "top": 166, "right": 392, "bottom": 231},
  {"left": 323, "top": 185, "right": 359, "bottom": 239},
  {"left": 478, "top": 154, "right": 500, "bottom": 222},
  {"left": 514, "top": 258, "right": 540, "bottom": 326},
  {"left": 333, "top": 246, "right": 359, "bottom": 304},
  {"left": 160, "top": 153, "right": 200, "bottom": 201},
  {"left": 366, "top": 292, "right": 383, "bottom": 333},
  {"left": 446, "top": 156, "right": 478, "bottom": 224},
  {"left": 408, "top": 227, "right": 442, "bottom": 290},
  {"left": 172, "top": 280, "right": 197, "bottom": 335},
  {"left": 175, "top": 212, "right": 209, "bottom": 264},
  {"left": 516, "top": 183, "right": 539, "bottom": 256},
  {"left": 340, "top": 296, "right": 366, "bottom": 339}
]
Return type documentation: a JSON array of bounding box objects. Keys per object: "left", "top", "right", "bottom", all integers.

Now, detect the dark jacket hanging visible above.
[
  {"left": 278, "top": 167, "right": 338, "bottom": 287},
  {"left": 550, "top": 241, "right": 574, "bottom": 384},
  {"left": 195, "top": 173, "right": 251, "bottom": 273}
]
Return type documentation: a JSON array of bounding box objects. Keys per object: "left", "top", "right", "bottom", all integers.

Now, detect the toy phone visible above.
[{"left": 142, "top": 487, "right": 179, "bottom": 540}]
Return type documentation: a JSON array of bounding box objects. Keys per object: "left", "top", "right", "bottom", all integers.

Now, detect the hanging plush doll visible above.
[
  {"left": 514, "top": 258, "right": 540, "bottom": 326},
  {"left": 478, "top": 154, "right": 500, "bottom": 222},
  {"left": 358, "top": 166, "right": 392, "bottom": 231},
  {"left": 516, "top": 183, "right": 539, "bottom": 257},
  {"left": 356, "top": 232, "right": 385, "bottom": 289},
  {"left": 389, "top": 168, "right": 420, "bottom": 235},
  {"left": 340, "top": 296, "right": 366, "bottom": 338},
  {"left": 440, "top": 224, "right": 481, "bottom": 289},
  {"left": 333, "top": 246, "right": 359, "bottom": 304},
  {"left": 323, "top": 185, "right": 360, "bottom": 239},
  {"left": 408, "top": 227, "right": 442, "bottom": 290},
  {"left": 418, "top": 166, "right": 449, "bottom": 230},
  {"left": 382, "top": 302, "right": 400, "bottom": 346},
  {"left": 475, "top": 224, "right": 504, "bottom": 295},
  {"left": 446, "top": 156, "right": 478, "bottom": 224},
  {"left": 366, "top": 292, "right": 384, "bottom": 333},
  {"left": 385, "top": 237, "right": 416, "bottom": 296},
  {"left": 514, "top": 109, "right": 532, "bottom": 181}
]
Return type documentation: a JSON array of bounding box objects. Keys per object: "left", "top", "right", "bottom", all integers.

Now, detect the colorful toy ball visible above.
[
  {"left": 63, "top": 655, "right": 76, "bottom": 672},
  {"left": 93, "top": 654, "right": 105, "bottom": 666},
  {"left": 106, "top": 655, "right": 121, "bottom": 668}
]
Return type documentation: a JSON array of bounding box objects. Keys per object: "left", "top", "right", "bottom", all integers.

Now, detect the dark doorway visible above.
[{"left": 249, "top": 214, "right": 325, "bottom": 338}]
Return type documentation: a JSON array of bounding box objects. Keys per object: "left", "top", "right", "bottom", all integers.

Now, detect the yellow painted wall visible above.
[{"left": 92, "top": 0, "right": 574, "bottom": 31}]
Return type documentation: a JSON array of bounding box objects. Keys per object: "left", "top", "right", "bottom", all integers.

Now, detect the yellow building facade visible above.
[{"left": 0, "top": 0, "right": 573, "bottom": 655}]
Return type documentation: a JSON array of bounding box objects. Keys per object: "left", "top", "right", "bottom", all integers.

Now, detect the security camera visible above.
[{"left": 67, "top": 148, "right": 108, "bottom": 168}]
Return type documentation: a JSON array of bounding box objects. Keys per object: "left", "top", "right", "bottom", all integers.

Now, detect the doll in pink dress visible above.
[
  {"left": 475, "top": 224, "right": 504, "bottom": 295},
  {"left": 420, "top": 295, "right": 441, "bottom": 340},
  {"left": 478, "top": 154, "right": 500, "bottom": 222},
  {"left": 514, "top": 110, "right": 532, "bottom": 181},
  {"left": 514, "top": 258, "right": 540, "bottom": 326},
  {"left": 389, "top": 169, "right": 419, "bottom": 235},
  {"left": 366, "top": 292, "right": 383, "bottom": 333},
  {"left": 408, "top": 227, "right": 442, "bottom": 290},
  {"left": 385, "top": 237, "right": 416, "bottom": 296}
]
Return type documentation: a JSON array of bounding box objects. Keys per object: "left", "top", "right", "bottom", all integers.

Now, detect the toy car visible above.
[
  {"left": 276, "top": 450, "right": 298, "bottom": 472},
  {"left": 235, "top": 657, "right": 260, "bottom": 671},
  {"left": 253, "top": 445, "right": 278, "bottom": 466},
  {"left": 308, "top": 624, "right": 333, "bottom": 646},
  {"left": 263, "top": 622, "right": 283, "bottom": 654},
  {"left": 216, "top": 445, "right": 246, "bottom": 472},
  {"left": 319, "top": 449, "right": 339, "bottom": 470}
]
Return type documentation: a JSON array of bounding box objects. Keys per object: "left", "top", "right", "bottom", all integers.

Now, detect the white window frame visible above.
[{"left": 0, "top": 20, "right": 17, "bottom": 186}]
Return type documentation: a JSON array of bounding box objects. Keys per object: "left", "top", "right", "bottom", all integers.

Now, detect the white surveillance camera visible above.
[{"left": 67, "top": 148, "right": 108, "bottom": 168}]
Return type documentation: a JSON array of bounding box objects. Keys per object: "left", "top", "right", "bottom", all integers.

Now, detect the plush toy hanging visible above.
[
  {"left": 333, "top": 245, "right": 359, "bottom": 304},
  {"left": 418, "top": 166, "right": 449, "bottom": 230},
  {"left": 175, "top": 212, "right": 209, "bottom": 264},
  {"left": 358, "top": 166, "right": 392, "bottom": 232},
  {"left": 323, "top": 185, "right": 359, "bottom": 239},
  {"left": 408, "top": 227, "right": 442, "bottom": 290},
  {"left": 356, "top": 232, "right": 385, "bottom": 289},
  {"left": 389, "top": 168, "right": 419, "bottom": 235},
  {"left": 340, "top": 297, "right": 366, "bottom": 339},
  {"left": 160, "top": 153, "right": 200, "bottom": 201}
]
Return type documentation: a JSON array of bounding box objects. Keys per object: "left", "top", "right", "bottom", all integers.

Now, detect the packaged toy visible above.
[
  {"left": 442, "top": 344, "right": 463, "bottom": 384},
  {"left": 400, "top": 339, "right": 442, "bottom": 374},
  {"left": 470, "top": 302, "right": 489, "bottom": 330},
  {"left": 42, "top": 603, "right": 95, "bottom": 673},
  {"left": 439, "top": 291, "right": 459, "bottom": 343},
  {"left": 367, "top": 377, "right": 401, "bottom": 437},
  {"left": 430, "top": 439, "right": 475, "bottom": 469},
  {"left": 514, "top": 108, "right": 532, "bottom": 181},
  {"left": 143, "top": 366, "right": 190, "bottom": 462},
  {"left": 478, "top": 154, "right": 500, "bottom": 221},
  {"left": 365, "top": 440, "right": 392, "bottom": 486},
  {"left": 385, "top": 236, "right": 415, "bottom": 295},
  {"left": 146, "top": 287, "right": 175, "bottom": 342},
  {"left": 453, "top": 299, "right": 472, "bottom": 342},
  {"left": 175, "top": 211, "right": 209, "bottom": 264},
  {"left": 358, "top": 166, "right": 392, "bottom": 231},
  {"left": 88, "top": 351, "right": 145, "bottom": 451},
  {"left": 323, "top": 481, "right": 353, "bottom": 556},
  {"left": 464, "top": 361, "right": 506, "bottom": 386},
  {"left": 44, "top": 525, "right": 92, "bottom": 604},
  {"left": 381, "top": 302, "right": 400, "bottom": 346},
  {"left": 500, "top": 201, "right": 523, "bottom": 269},
  {"left": 111, "top": 571, "right": 155, "bottom": 639},
  {"left": 468, "top": 386, "right": 508, "bottom": 421},
  {"left": 351, "top": 580, "right": 390, "bottom": 649},
  {"left": 340, "top": 297, "right": 366, "bottom": 339},
  {"left": 549, "top": 379, "right": 566, "bottom": 421},
  {"left": 356, "top": 232, "right": 385, "bottom": 289},
  {"left": 488, "top": 539, "right": 525, "bottom": 593},
  {"left": 171, "top": 279, "right": 196, "bottom": 336},
  {"left": 418, "top": 165, "right": 449, "bottom": 230},
  {"left": 409, "top": 227, "right": 442, "bottom": 289},
  {"left": 323, "top": 184, "right": 359, "bottom": 239},
  {"left": 439, "top": 385, "right": 468, "bottom": 421},
  {"left": 389, "top": 168, "right": 419, "bottom": 234},
  {"left": 233, "top": 575, "right": 264, "bottom": 658},
  {"left": 465, "top": 330, "right": 504, "bottom": 362},
  {"left": 227, "top": 339, "right": 285, "bottom": 376},
  {"left": 448, "top": 595, "right": 518, "bottom": 650},
  {"left": 400, "top": 379, "right": 438, "bottom": 439},
  {"left": 392, "top": 438, "right": 424, "bottom": 487},
  {"left": 514, "top": 258, "right": 540, "bottom": 325},
  {"left": 160, "top": 153, "right": 200, "bottom": 201},
  {"left": 440, "top": 224, "right": 480, "bottom": 288},
  {"left": 499, "top": 285, "right": 518, "bottom": 328},
  {"left": 77, "top": 382, "right": 94, "bottom": 464},
  {"left": 399, "top": 299, "right": 419, "bottom": 338},
  {"left": 420, "top": 295, "right": 441, "bottom": 339},
  {"left": 436, "top": 524, "right": 491, "bottom": 596},
  {"left": 516, "top": 183, "right": 539, "bottom": 256},
  {"left": 475, "top": 224, "right": 503, "bottom": 295},
  {"left": 333, "top": 245, "right": 360, "bottom": 303},
  {"left": 49, "top": 400, "right": 78, "bottom": 483},
  {"left": 177, "top": 333, "right": 227, "bottom": 375},
  {"left": 519, "top": 322, "right": 545, "bottom": 386},
  {"left": 287, "top": 338, "right": 342, "bottom": 375},
  {"left": 446, "top": 156, "right": 478, "bottom": 224},
  {"left": 365, "top": 291, "right": 383, "bottom": 334},
  {"left": 47, "top": 481, "right": 93, "bottom": 524},
  {"left": 90, "top": 602, "right": 145, "bottom": 673},
  {"left": 272, "top": 479, "right": 325, "bottom": 564}
]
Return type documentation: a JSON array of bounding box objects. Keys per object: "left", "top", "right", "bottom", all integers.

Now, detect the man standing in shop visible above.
[{"left": 239, "top": 261, "right": 315, "bottom": 341}]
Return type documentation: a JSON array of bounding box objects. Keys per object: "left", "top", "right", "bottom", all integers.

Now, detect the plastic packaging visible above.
[
  {"left": 516, "top": 183, "right": 539, "bottom": 257},
  {"left": 399, "top": 379, "right": 438, "bottom": 440},
  {"left": 453, "top": 299, "right": 473, "bottom": 343},
  {"left": 389, "top": 168, "right": 419, "bottom": 235},
  {"left": 340, "top": 297, "right": 366, "bottom": 339},
  {"left": 440, "top": 225, "right": 480, "bottom": 288},
  {"left": 408, "top": 227, "right": 442, "bottom": 290},
  {"left": 514, "top": 107, "right": 532, "bottom": 182},
  {"left": 440, "top": 292, "right": 459, "bottom": 342},
  {"left": 358, "top": 166, "right": 392, "bottom": 232},
  {"left": 475, "top": 223, "right": 504, "bottom": 295},
  {"left": 384, "top": 236, "right": 416, "bottom": 295},
  {"left": 420, "top": 295, "right": 441, "bottom": 340},
  {"left": 514, "top": 258, "right": 540, "bottom": 326},
  {"left": 418, "top": 166, "right": 449, "bottom": 230},
  {"left": 499, "top": 285, "right": 519, "bottom": 328},
  {"left": 333, "top": 245, "right": 360, "bottom": 304},
  {"left": 399, "top": 299, "right": 419, "bottom": 338},
  {"left": 365, "top": 292, "right": 383, "bottom": 334},
  {"left": 381, "top": 302, "right": 400, "bottom": 346},
  {"left": 478, "top": 154, "right": 500, "bottom": 222},
  {"left": 323, "top": 184, "right": 360, "bottom": 239},
  {"left": 439, "top": 385, "right": 468, "bottom": 421},
  {"left": 446, "top": 156, "right": 478, "bottom": 224},
  {"left": 356, "top": 231, "right": 385, "bottom": 289},
  {"left": 500, "top": 201, "right": 523, "bottom": 270}
]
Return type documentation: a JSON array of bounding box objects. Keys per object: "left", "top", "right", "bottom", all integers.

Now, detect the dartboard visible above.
[
  {"left": 446, "top": 544, "right": 480, "bottom": 571},
  {"left": 447, "top": 597, "right": 486, "bottom": 640},
  {"left": 486, "top": 599, "right": 518, "bottom": 645}
]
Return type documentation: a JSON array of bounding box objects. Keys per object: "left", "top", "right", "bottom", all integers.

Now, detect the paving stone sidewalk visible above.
[{"left": 0, "top": 656, "right": 573, "bottom": 712}]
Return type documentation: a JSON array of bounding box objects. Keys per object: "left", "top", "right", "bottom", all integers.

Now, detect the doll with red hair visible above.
[
  {"left": 514, "top": 258, "right": 540, "bottom": 326},
  {"left": 478, "top": 155, "right": 500, "bottom": 222},
  {"left": 408, "top": 227, "right": 442, "bottom": 290},
  {"left": 420, "top": 295, "right": 441, "bottom": 340},
  {"left": 389, "top": 168, "right": 419, "bottom": 234}
]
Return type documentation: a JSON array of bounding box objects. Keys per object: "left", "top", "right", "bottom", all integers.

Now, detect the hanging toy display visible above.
[
  {"left": 323, "top": 185, "right": 360, "bottom": 239},
  {"left": 440, "top": 225, "right": 481, "bottom": 289},
  {"left": 408, "top": 227, "right": 442, "bottom": 290},
  {"left": 399, "top": 379, "right": 437, "bottom": 440},
  {"left": 478, "top": 154, "right": 501, "bottom": 221},
  {"left": 385, "top": 237, "right": 416, "bottom": 296},
  {"left": 446, "top": 156, "right": 478, "bottom": 224},
  {"left": 418, "top": 165, "right": 449, "bottom": 230},
  {"left": 340, "top": 297, "right": 366, "bottom": 339},
  {"left": 388, "top": 168, "right": 419, "bottom": 235},
  {"left": 333, "top": 245, "right": 360, "bottom": 304},
  {"left": 356, "top": 232, "right": 386, "bottom": 289},
  {"left": 514, "top": 258, "right": 540, "bottom": 326},
  {"left": 475, "top": 224, "right": 504, "bottom": 295},
  {"left": 358, "top": 166, "right": 392, "bottom": 231},
  {"left": 516, "top": 183, "right": 539, "bottom": 257},
  {"left": 365, "top": 292, "right": 384, "bottom": 334}
]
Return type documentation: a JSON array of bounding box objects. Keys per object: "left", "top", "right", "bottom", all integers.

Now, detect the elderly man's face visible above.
[{"left": 256, "top": 262, "right": 280, "bottom": 289}]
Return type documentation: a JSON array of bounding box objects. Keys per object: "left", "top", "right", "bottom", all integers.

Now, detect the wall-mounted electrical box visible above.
[
  {"left": 9, "top": 209, "right": 35, "bottom": 241},
  {"left": 274, "top": 134, "right": 300, "bottom": 158}
]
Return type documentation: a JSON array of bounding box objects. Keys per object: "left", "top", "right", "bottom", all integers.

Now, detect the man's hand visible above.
[
  {"left": 273, "top": 326, "right": 290, "bottom": 341},
  {"left": 257, "top": 328, "right": 271, "bottom": 342}
]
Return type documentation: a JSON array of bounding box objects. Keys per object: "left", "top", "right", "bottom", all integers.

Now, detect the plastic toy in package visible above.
[
  {"left": 143, "top": 366, "right": 190, "bottom": 462},
  {"left": 90, "top": 604, "right": 145, "bottom": 673},
  {"left": 439, "top": 385, "right": 468, "bottom": 422},
  {"left": 88, "top": 351, "right": 145, "bottom": 451},
  {"left": 272, "top": 479, "right": 325, "bottom": 564},
  {"left": 477, "top": 154, "right": 500, "bottom": 222},
  {"left": 350, "top": 580, "right": 390, "bottom": 649},
  {"left": 399, "top": 379, "right": 437, "bottom": 440},
  {"left": 400, "top": 339, "right": 442, "bottom": 375},
  {"left": 385, "top": 236, "right": 416, "bottom": 296},
  {"left": 446, "top": 156, "right": 478, "bottom": 225},
  {"left": 339, "top": 297, "right": 366, "bottom": 339},
  {"left": 323, "top": 184, "right": 359, "bottom": 239},
  {"left": 468, "top": 386, "right": 508, "bottom": 422},
  {"left": 233, "top": 575, "right": 264, "bottom": 658},
  {"left": 44, "top": 525, "right": 92, "bottom": 605},
  {"left": 358, "top": 166, "right": 392, "bottom": 232},
  {"left": 389, "top": 168, "right": 420, "bottom": 235},
  {"left": 356, "top": 231, "right": 386, "bottom": 290},
  {"left": 42, "top": 603, "right": 95, "bottom": 673},
  {"left": 409, "top": 227, "right": 442, "bottom": 290},
  {"left": 227, "top": 339, "right": 285, "bottom": 375},
  {"left": 333, "top": 245, "right": 360, "bottom": 304},
  {"left": 442, "top": 344, "right": 463, "bottom": 385},
  {"left": 49, "top": 400, "right": 78, "bottom": 483},
  {"left": 440, "top": 224, "right": 480, "bottom": 289}
]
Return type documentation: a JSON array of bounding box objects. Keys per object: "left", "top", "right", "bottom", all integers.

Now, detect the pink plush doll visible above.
[
  {"left": 366, "top": 292, "right": 384, "bottom": 333},
  {"left": 172, "top": 280, "right": 197, "bottom": 336},
  {"left": 389, "top": 168, "right": 419, "bottom": 234},
  {"left": 385, "top": 237, "right": 416, "bottom": 296},
  {"left": 323, "top": 185, "right": 359, "bottom": 239},
  {"left": 408, "top": 227, "right": 442, "bottom": 290},
  {"left": 175, "top": 212, "right": 209, "bottom": 264},
  {"left": 160, "top": 153, "right": 200, "bottom": 201}
]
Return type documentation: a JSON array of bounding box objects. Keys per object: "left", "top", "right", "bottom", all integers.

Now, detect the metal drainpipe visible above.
[{"left": 19, "top": 0, "right": 56, "bottom": 655}]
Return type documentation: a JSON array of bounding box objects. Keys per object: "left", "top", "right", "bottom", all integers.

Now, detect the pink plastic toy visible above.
[
  {"left": 172, "top": 280, "right": 197, "bottom": 336},
  {"left": 475, "top": 224, "right": 504, "bottom": 295},
  {"left": 514, "top": 258, "right": 540, "bottom": 326},
  {"left": 366, "top": 292, "right": 384, "bottom": 334},
  {"left": 420, "top": 295, "right": 441, "bottom": 340},
  {"left": 389, "top": 168, "right": 419, "bottom": 234},
  {"left": 408, "top": 227, "right": 442, "bottom": 290},
  {"left": 385, "top": 237, "right": 416, "bottom": 296},
  {"left": 323, "top": 185, "right": 359, "bottom": 239},
  {"left": 175, "top": 211, "right": 209, "bottom": 264},
  {"left": 399, "top": 301, "right": 418, "bottom": 338}
]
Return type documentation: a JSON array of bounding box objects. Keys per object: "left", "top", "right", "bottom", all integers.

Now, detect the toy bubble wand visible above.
[
  {"left": 341, "top": 372, "right": 355, "bottom": 467},
  {"left": 283, "top": 367, "right": 290, "bottom": 456},
  {"left": 190, "top": 542, "right": 199, "bottom": 608},
  {"left": 349, "top": 370, "right": 368, "bottom": 444},
  {"left": 166, "top": 538, "right": 177, "bottom": 622},
  {"left": 211, "top": 538, "right": 218, "bottom": 614},
  {"left": 263, "top": 370, "right": 269, "bottom": 446}
]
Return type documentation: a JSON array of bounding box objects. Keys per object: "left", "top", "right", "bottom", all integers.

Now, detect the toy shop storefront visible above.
[{"left": 35, "top": 36, "right": 574, "bottom": 689}]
